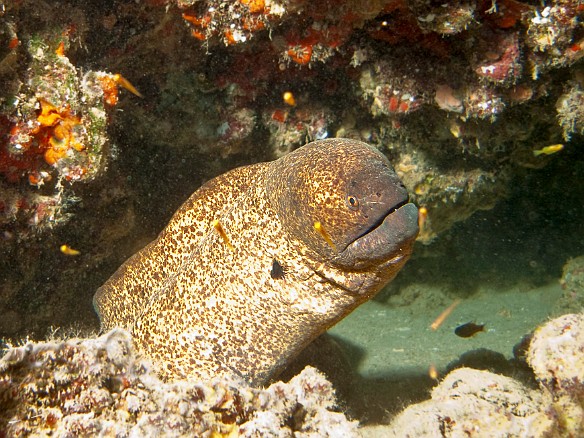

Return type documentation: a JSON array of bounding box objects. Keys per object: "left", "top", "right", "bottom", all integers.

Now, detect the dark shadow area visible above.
[
  {"left": 379, "top": 139, "right": 584, "bottom": 303},
  {"left": 444, "top": 348, "right": 537, "bottom": 388},
  {"left": 283, "top": 333, "right": 542, "bottom": 426},
  {"left": 280, "top": 333, "right": 433, "bottom": 424}
]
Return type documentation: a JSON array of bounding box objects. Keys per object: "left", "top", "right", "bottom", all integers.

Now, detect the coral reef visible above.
[
  {"left": 1, "top": 0, "right": 582, "bottom": 239},
  {"left": 0, "top": 329, "right": 358, "bottom": 437},
  {"left": 0, "top": 1, "right": 148, "bottom": 340},
  {"left": 361, "top": 312, "right": 584, "bottom": 437},
  {"left": 132, "top": 0, "right": 584, "bottom": 242},
  {"left": 2, "top": 311, "right": 583, "bottom": 436},
  {"left": 0, "top": 3, "right": 141, "bottom": 238}
]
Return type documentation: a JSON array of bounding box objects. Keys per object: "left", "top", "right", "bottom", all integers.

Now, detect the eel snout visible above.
[{"left": 336, "top": 202, "right": 419, "bottom": 268}]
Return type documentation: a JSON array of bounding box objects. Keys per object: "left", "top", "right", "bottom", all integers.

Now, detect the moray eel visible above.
[{"left": 94, "top": 138, "right": 418, "bottom": 386}]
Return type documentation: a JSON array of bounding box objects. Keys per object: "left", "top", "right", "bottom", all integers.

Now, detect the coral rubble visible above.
[
  {"left": 2, "top": 312, "right": 583, "bottom": 436},
  {"left": 0, "top": 329, "right": 358, "bottom": 437},
  {"left": 364, "top": 367, "right": 553, "bottom": 436},
  {"left": 527, "top": 313, "right": 584, "bottom": 435}
]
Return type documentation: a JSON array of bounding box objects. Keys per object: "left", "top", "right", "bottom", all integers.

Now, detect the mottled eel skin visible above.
[{"left": 94, "top": 138, "right": 419, "bottom": 386}]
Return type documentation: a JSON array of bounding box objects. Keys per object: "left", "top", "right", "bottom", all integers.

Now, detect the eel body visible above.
[{"left": 94, "top": 138, "right": 419, "bottom": 386}]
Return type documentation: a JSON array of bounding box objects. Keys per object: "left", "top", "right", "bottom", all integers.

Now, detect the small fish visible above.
[
  {"left": 533, "top": 144, "right": 563, "bottom": 157},
  {"left": 282, "top": 91, "right": 296, "bottom": 107},
  {"left": 313, "top": 221, "right": 336, "bottom": 250},
  {"left": 418, "top": 206, "right": 428, "bottom": 233},
  {"left": 113, "top": 74, "right": 144, "bottom": 98},
  {"left": 430, "top": 298, "right": 461, "bottom": 331},
  {"left": 212, "top": 219, "right": 234, "bottom": 250},
  {"left": 455, "top": 322, "right": 485, "bottom": 338},
  {"left": 428, "top": 363, "right": 439, "bottom": 380},
  {"left": 60, "top": 244, "right": 80, "bottom": 256}
]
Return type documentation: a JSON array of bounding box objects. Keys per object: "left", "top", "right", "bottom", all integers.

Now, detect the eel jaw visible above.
[{"left": 334, "top": 202, "right": 419, "bottom": 269}]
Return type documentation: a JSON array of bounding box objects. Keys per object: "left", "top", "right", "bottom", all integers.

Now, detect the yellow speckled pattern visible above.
[{"left": 94, "top": 138, "right": 419, "bottom": 386}]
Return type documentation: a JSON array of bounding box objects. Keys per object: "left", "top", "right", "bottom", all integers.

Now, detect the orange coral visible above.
[
  {"left": 242, "top": 16, "right": 265, "bottom": 32},
  {"left": 98, "top": 75, "right": 119, "bottom": 106},
  {"left": 55, "top": 41, "right": 66, "bottom": 57},
  {"left": 35, "top": 100, "right": 84, "bottom": 166},
  {"left": 0, "top": 100, "right": 87, "bottom": 184},
  {"left": 182, "top": 12, "right": 211, "bottom": 28},
  {"left": 191, "top": 30, "right": 207, "bottom": 41},
  {"left": 224, "top": 30, "right": 237, "bottom": 45},
  {"left": 287, "top": 45, "right": 313, "bottom": 65},
  {"left": 240, "top": 0, "right": 266, "bottom": 14},
  {"left": 182, "top": 12, "right": 212, "bottom": 41}
]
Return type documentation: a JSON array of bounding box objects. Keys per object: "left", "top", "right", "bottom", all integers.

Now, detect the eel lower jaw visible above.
[{"left": 334, "top": 202, "right": 419, "bottom": 268}]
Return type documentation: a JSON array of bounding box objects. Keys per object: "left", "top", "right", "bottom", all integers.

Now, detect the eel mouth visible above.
[
  {"left": 336, "top": 202, "right": 419, "bottom": 267},
  {"left": 354, "top": 198, "right": 411, "bottom": 242}
]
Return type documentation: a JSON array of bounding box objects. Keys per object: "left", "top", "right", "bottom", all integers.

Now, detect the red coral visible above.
[{"left": 474, "top": 30, "right": 522, "bottom": 84}]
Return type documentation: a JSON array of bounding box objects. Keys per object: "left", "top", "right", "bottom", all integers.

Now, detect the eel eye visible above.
[{"left": 346, "top": 195, "right": 359, "bottom": 211}]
